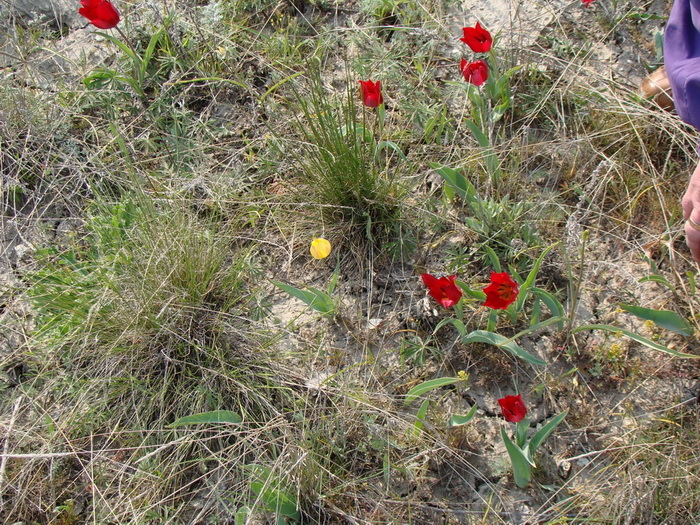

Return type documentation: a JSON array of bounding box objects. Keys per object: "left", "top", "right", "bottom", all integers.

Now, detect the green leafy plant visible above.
[
  {"left": 84, "top": 13, "right": 176, "bottom": 104},
  {"left": 272, "top": 266, "right": 339, "bottom": 317},
  {"left": 247, "top": 464, "right": 301, "bottom": 523},
  {"left": 430, "top": 163, "right": 544, "bottom": 264},
  {"left": 501, "top": 410, "right": 569, "bottom": 488},
  {"left": 429, "top": 245, "right": 564, "bottom": 367},
  {"left": 498, "top": 394, "right": 568, "bottom": 488},
  {"left": 570, "top": 261, "right": 699, "bottom": 360},
  {"left": 404, "top": 373, "right": 476, "bottom": 432},
  {"left": 448, "top": 35, "right": 520, "bottom": 187}
]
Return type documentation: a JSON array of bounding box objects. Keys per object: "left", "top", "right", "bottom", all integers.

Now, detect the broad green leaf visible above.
[
  {"left": 463, "top": 120, "right": 500, "bottom": 182},
  {"left": 97, "top": 33, "right": 139, "bottom": 64},
  {"left": 443, "top": 184, "right": 455, "bottom": 200},
  {"left": 522, "top": 243, "right": 558, "bottom": 292},
  {"left": 140, "top": 26, "right": 166, "bottom": 79},
  {"left": 463, "top": 330, "right": 547, "bottom": 366},
  {"left": 464, "top": 120, "right": 489, "bottom": 148},
  {"left": 414, "top": 398, "right": 430, "bottom": 435},
  {"left": 530, "top": 296, "right": 542, "bottom": 326},
  {"left": 234, "top": 506, "right": 250, "bottom": 525},
  {"left": 272, "top": 281, "right": 335, "bottom": 316},
  {"left": 639, "top": 274, "right": 673, "bottom": 289},
  {"left": 434, "top": 317, "right": 467, "bottom": 338},
  {"left": 515, "top": 419, "right": 529, "bottom": 449},
  {"left": 529, "top": 409, "right": 568, "bottom": 454},
  {"left": 404, "top": 377, "right": 459, "bottom": 405},
  {"left": 449, "top": 404, "right": 478, "bottom": 426},
  {"left": 688, "top": 271, "right": 696, "bottom": 296},
  {"left": 573, "top": 324, "right": 699, "bottom": 359},
  {"left": 262, "top": 489, "right": 299, "bottom": 520},
  {"left": 454, "top": 279, "right": 486, "bottom": 301},
  {"left": 530, "top": 287, "right": 565, "bottom": 327},
  {"left": 620, "top": 303, "right": 694, "bottom": 337},
  {"left": 515, "top": 243, "right": 558, "bottom": 311},
  {"left": 486, "top": 310, "right": 498, "bottom": 332},
  {"left": 248, "top": 466, "right": 300, "bottom": 521},
  {"left": 492, "top": 100, "right": 510, "bottom": 123},
  {"left": 428, "top": 163, "right": 477, "bottom": 204},
  {"left": 483, "top": 246, "right": 502, "bottom": 272},
  {"left": 501, "top": 427, "right": 532, "bottom": 488},
  {"left": 510, "top": 316, "right": 567, "bottom": 341},
  {"left": 377, "top": 141, "right": 407, "bottom": 160},
  {"left": 169, "top": 410, "right": 242, "bottom": 427},
  {"left": 327, "top": 264, "right": 340, "bottom": 295},
  {"left": 250, "top": 483, "right": 299, "bottom": 521}
]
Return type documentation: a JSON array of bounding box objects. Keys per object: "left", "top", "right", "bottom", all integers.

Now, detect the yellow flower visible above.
[{"left": 310, "top": 238, "right": 331, "bottom": 259}]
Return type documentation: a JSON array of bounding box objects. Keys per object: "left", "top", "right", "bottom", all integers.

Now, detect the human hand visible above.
[{"left": 682, "top": 160, "right": 700, "bottom": 263}]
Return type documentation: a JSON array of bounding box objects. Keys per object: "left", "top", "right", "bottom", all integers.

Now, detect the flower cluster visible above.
[
  {"left": 421, "top": 270, "right": 518, "bottom": 310},
  {"left": 459, "top": 22, "right": 492, "bottom": 86},
  {"left": 356, "top": 21, "right": 496, "bottom": 104}
]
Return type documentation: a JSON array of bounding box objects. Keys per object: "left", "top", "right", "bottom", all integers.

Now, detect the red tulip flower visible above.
[
  {"left": 581, "top": 0, "right": 595, "bottom": 6},
  {"left": 421, "top": 273, "right": 462, "bottom": 308},
  {"left": 483, "top": 271, "right": 519, "bottom": 310},
  {"left": 79, "top": 0, "right": 120, "bottom": 29},
  {"left": 498, "top": 394, "right": 527, "bottom": 423},
  {"left": 461, "top": 59, "right": 488, "bottom": 86},
  {"left": 359, "top": 80, "right": 383, "bottom": 108},
  {"left": 460, "top": 22, "right": 492, "bottom": 53}
]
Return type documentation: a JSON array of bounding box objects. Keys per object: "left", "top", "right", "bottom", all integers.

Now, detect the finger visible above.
[
  {"left": 685, "top": 221, "right": 700, "bottom": 263},
  {"left": 683, "top": 195, "right": 693, "bottom": 220},
  {"left": 683, "top": 163, "right": 700, "bottom": 220}
]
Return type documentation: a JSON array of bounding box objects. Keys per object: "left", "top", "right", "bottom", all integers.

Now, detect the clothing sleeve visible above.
[{"left": 665, "top": 0, "right": 700, "bottom": 131}]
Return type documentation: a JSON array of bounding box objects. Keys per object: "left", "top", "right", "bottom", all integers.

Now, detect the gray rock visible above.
[{"left": 2, "top": 0, "right": 83, "bottom": 28}]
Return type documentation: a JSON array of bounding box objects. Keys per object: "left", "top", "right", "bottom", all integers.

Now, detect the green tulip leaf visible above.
[
  {"left": 434, "top": 317, "right": 467, "bottom": 338},
  {"left": 454, "top": 279, "right": 487, "bottom": 301},
  {"left": 414, "top": 398, "right": 430, "bottom": 435},
  {"left": 463, "top": 330, "right": 547, "bottom": 366},
  {"left": 573, "top": 324, "right": 699, "bottom": 359},
  {"left": 501, "top": 427, "right": 532, "bottom": 488},
  {"left": 404, "top": 377, "right": 460, "bottom": 405},
  {"left": 529, "top": 409, "right": 568, "bottom": 454},
  {"left": 620, "top": 303, "right": 694, "bottom": 337},
  {"left": 449, "top": 404, "right": 478, "bottom": 427},
  {"left": 272, "top": 281, "right": 335, "bottom": 316}
]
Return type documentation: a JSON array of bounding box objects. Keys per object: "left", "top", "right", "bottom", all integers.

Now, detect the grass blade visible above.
[{"left": 169, "top": 410, "right": 242, "bottom": 427}]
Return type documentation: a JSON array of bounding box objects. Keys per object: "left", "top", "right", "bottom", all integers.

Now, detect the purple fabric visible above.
[{"left": 665, "top": 0, "right": 700, "bottom": 131}]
